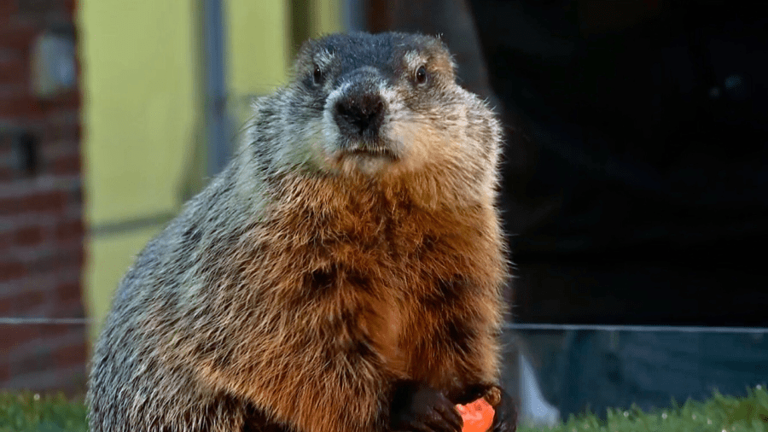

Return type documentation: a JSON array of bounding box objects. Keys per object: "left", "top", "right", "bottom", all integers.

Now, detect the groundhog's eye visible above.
[
  {"left": 313, "top": 65, "right": 324, "bottom": 86},
  {"left": 415, "top": 65, "right": 428, "bottom": 85}
]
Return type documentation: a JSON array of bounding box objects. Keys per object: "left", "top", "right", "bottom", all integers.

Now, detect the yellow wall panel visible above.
[
  {"left": 227, "top": 0, "right": 290, "bottom": 117},
  {"left": 311, "top": 0, "right": 344, "bottom": 36},
  {"left": 78, "top": 0, "right": 201, "bottom": 339},
  {"left": 79, "top": 0, "right": 343, "bottom": 340},
  {"left": 79, "top": 0, "right": 200, "bottom": 226}
]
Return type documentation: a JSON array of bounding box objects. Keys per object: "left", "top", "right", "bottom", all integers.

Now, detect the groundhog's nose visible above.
[{"left": 333, "top": 91, "right": 385, "bottom": 142}]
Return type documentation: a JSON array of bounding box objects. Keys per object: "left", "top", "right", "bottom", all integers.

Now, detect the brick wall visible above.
[{"left": 0, "top": 0, "right": 87, "bottom": 394}]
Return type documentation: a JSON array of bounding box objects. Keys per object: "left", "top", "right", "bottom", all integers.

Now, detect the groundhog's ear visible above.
[
  {"left": 420, "top": 35, "right": 456, "bottom": 80},
  {"left": 294, "top": 39, "right": 319, "bottom": 71},
  {"left": 434, "top": 53, "right": 456, "bottom": 80}
]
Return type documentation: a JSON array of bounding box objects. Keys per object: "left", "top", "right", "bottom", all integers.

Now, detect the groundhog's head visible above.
[{"left": 250, "top": 32, "right": 500, "bottom": 200}]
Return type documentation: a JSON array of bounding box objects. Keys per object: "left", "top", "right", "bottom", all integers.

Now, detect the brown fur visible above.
[
  {"left": 88, "top": 32, "right": 507, "bottom": 432},
  {"left": 195, "top": 172, "right": 504, "bottom": 432}
]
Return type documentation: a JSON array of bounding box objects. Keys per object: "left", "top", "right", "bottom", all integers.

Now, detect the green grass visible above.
[
  {"left": 1, "top": 387, "right": 767, "bottom": 431},
  {"left": 0, "top": 392, "right": 87, "bottom": 432},
  {"left": 519, "top": 386, "right": 768, "bottom": 432}
]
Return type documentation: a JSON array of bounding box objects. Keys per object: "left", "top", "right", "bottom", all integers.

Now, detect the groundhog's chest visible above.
[
  {"left": 285, "top": 197, "right": 485, "bottom": 296},
  {"left": 266, "top": 195, "right": 492, "bottom": 370}
]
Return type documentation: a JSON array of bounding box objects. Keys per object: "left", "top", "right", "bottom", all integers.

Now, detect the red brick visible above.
[
  {"left": 0, "top": 297, "right": 10, "bottom": 315},
  {"left": 45, "top": 89, "right": 80, "bottom": 110},
  {"left": 53, "top": 218, "right": 83, "bottom": 242},
  {"left": 0, "top": 166, "right": 12, "bottom": 182},
  {"left": 10, "top": 349, "right": 50, "bottom": 375},
  {"left": 0, "top": 22, "right": 39, "bottom": 53},
  {"left": 0, "top": 2, "right": 19, "bottom": 21},
  {"left": 0, "top": 361, "right": 9, "bottom": 382},
  {"left": 40, "top": 249, "right": 83, "bottom": 274},
  {"left": 13, "top": 224, "right": 46, "bottom": 246},
  {"left": 24, "top": 244, "right": 81, "bottom": 275},
  {"left": 65, "top": 185, "right": 84, "bottom": 209},
  {"left": 50, "top": 152, "right": 81, "bottom": 175},
  {"left": 71, "top": 243, "right": 85, "bottom": 267},
  {"left": 18, "top": 0, "right": 67, "bottom": 17},
  {"left": 0, "top": 0, "right": 84, "bottom": 392},
  {"left": 64, "top": 0, "right": 76, "bottom": 16},
  {"left": 0, "top": 196, "right": 20, "bottom": 215},
  {"left": 38, "top": 322, "right": 75, "bottom": 340},
  {"left": 25, "top": 248, "right": 54, "bottom": 273},
  {"left": 0, "top": 145, "right": 15, "bottom": 163},
  {"left": 53, "top": 340, "right": 87, "bottom": 369},
  {"left": 14, "top": 289, "right": 48, "bottom": 311},
  {"left": 55, "top": 298, "right": 84, "bottom": 318},
  {"left": 0, "top": 260, "right": 26, "bottom": 281},
  {"left": 52, "top": 242, "right": 85, "bottom": 269},
  {"left": 0, "top": 325, "right": 39, "bottom": 351},
  {"left": 0, "top": 93, "right": 45, "bottom": 118},
  {"left": 0, "top": 229, "right": 11, "bottom": 250},
  {"left": 55, "top": 279, "right": 80, "bottom": 303},
  {"left": 0, "top": 190, "right": 67, "bottom": 215},
  {"left": 0, "top": 142, "right": 11, "bottom": 162},
  {"left": 44, "top": 120, "right": 80, "bottom": 143},
  {"left": 0, "top": 55, "right": 25, "bottom": 85},
  {"left": 18, "top": 190, "right": 66, "bottom": 214}
]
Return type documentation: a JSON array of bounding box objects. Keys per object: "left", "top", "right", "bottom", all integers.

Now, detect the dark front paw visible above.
[
  {"left": 490, "top": 387, "right": 517, "bottom": 432},
  {"left": 390, "top": 382, "right": 463, "bottom": 432}
]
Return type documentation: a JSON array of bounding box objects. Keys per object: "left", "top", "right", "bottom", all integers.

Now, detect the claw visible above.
[
  {"left": 390, "top": 382, "right": 463, "bottom": 432},
  {"left": 490, "top": 388, "right": 518, "bottom": 432}
]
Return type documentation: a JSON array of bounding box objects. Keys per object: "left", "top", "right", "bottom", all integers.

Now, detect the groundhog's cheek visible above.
[
  {"left": 387, "top": 120, "right": 454, "bottom": 173},
  {"left": 386, "top": 122, "right": 424, "bottom": 166}
]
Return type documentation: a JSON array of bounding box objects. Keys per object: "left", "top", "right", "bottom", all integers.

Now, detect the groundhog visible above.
[{"left": 87, "top": 32, "right": 516, "bottom": 432}]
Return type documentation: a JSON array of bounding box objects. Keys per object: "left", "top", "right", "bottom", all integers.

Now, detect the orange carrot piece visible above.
[{"left": 456, "top": 398, "right": 495, "bottom": 432}]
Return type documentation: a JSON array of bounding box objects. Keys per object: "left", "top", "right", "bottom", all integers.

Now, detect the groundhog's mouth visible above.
[
  {"left": 346, "top": 147, "right": 397, "bottom": 159},
  {"left": 330, "top": 145, "right": 399, "bottom": 175}
]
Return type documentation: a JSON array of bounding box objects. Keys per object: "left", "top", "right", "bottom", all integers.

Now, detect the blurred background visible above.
[{"left": 0, "top": 0, "right": 766, "bottom": 425}]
